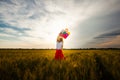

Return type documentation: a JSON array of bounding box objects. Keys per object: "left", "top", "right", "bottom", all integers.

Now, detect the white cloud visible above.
[
  {"left": 3, "top": 28, "right": 18, "bottom": 34},
  {"left": 0, "top": 0, "right": 120, "bottom": 48},
  {"left": 0, "top": 33, "right": 14, "bottom": 37}
]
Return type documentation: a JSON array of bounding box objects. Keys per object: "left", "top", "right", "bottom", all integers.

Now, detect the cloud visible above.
[
  {"left": 0, "top": 0, "right": 120, "bottom": 48},
  {"left": 95, "top": 29, "right": 120, "bottom": 39},
  {"left": 72, "top": 0, "right": 120, "bottom": 48},
  {"left": 85, "top": 29, "right": 120, "bottom": 48},
  {"left": 0, "top": 22, "right": 31, "bottom": 38},
  {"left": 97, "top": 35, "right": 120, "bottom": 48},
  {"left": 0, "top": 33, "right": 14, "bottom": 38}
]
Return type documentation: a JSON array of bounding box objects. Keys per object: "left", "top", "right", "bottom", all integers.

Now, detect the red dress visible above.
[{"left": 54, "top": 49, "right": 65, "bottom": 60}]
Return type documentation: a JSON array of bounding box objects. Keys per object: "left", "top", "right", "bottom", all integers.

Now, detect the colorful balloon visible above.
[{"left": 59, "top": 28, "right": 70, "bottom": 39}]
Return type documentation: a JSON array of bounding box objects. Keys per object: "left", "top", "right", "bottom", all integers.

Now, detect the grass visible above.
[{"left": 0, "top": 49, "right": 120, "bottom": 80}]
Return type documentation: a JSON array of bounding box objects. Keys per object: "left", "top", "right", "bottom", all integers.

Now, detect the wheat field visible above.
[{"left": 0, "top": 49, "right": 120, "bottom": 80}]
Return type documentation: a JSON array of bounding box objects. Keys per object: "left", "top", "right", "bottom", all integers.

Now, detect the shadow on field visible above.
[{"left": 94, "top": 55, "right": 115, "bottom": 80}]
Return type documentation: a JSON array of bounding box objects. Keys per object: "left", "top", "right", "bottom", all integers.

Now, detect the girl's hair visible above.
[{"left": 57, "top": 36, "right": 63, "bottom": 42}]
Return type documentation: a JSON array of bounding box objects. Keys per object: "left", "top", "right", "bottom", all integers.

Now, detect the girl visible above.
[{"left": 54, "top": 36, "right": 65, "bottom": 60}]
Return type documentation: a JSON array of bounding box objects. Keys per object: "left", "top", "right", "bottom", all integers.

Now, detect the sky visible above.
[{"left": 0, "top": 0, "right": 120, "bottom": 48}]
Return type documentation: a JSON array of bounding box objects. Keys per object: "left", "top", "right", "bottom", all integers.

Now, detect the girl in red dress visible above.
[{"left": 54, "top": 36, "right": 65, "bottom": 60}]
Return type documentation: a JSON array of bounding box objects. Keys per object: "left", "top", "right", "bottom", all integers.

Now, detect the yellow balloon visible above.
[{"left": 68, "top": 32, "right": 70, "bottom": 35}]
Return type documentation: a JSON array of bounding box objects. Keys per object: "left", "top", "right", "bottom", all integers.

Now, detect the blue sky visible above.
[{"left": 0, "top": 0, "right": 120, "bottom": 48}]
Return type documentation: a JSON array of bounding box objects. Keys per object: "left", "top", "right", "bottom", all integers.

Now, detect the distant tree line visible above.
[{"left": 0, "top": 48, "right": 120, "bottom": 50}]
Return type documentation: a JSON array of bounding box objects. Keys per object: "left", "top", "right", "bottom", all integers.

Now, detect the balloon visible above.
[
  {"left": 59, "top": 28, "right": 70, "bottom": 39},
  {"left": 63, "top": 31, "right": 66, "bottom": 34},
  {"left": 68, "top": 32, "right": 70, "bottom": 35}
]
